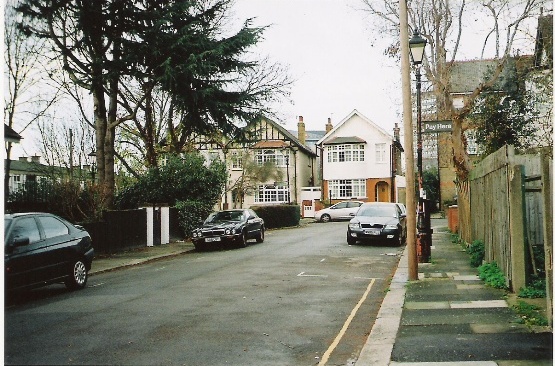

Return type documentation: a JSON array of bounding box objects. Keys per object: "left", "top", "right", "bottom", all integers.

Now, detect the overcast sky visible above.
[
  {"left": 232, "top": 0, "right": 403, "bottom": 135},
  {"left": 10, "top": 1, "right": 543, "bottom": 159}
]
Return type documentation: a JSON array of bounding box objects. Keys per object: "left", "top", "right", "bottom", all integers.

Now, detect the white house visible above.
[{"left": 316, "top": 109, "right": 405, "bottom": 204}]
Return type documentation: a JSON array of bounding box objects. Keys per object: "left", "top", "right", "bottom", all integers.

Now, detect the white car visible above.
[{"left": 314, "top": 201, "right": 364, "bottom": 222}]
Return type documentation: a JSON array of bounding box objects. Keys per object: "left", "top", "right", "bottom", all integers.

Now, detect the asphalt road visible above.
[{"left": 5, "top": 221, "right": 403, "bottom": 366}]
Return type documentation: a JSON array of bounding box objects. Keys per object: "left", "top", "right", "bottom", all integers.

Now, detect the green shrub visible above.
[
  {"left": 251, "top": 205, "right": 300, "bottom": 229},
  {"left": 512, "top": 300, "right": 548, "bottom": 326},
  {"left": 518, "top": 276, "right": 547, "bottom": 298},
  {"left": 478, "top": 262, "right": 508, "bottom": 289},
  {"left": 175, "top": 200, "right": 215, "bottom": 238},
  {"left": 467, "top": 239, "right": 485, "bottom": 267}
]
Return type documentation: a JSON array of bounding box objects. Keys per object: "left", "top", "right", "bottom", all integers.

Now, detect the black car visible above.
[
  {"left": 191, "top": 209, "right": 265, "bottom": 250},
  {"left": 347, "top": 202, "right": 407, "bottom": 246},
  {"left": 5, "top": 212, "right": 94, "bottom": 291}
]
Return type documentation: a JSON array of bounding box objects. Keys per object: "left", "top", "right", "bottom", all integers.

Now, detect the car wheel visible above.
[
  {"left": 347, "top": 231, "right": 356, "bottom": 245},
  {"left": 320, "top": 214, "right": 331, "bottom": 223},
  {"left": 256, "top": 227, "right": 265, "bottom": 243},
  {"left": 65, "top": 259, "right": 88, "bottom": 290},
  {"left": 237, "top": 231, "right": 248, "bottom": 248}
]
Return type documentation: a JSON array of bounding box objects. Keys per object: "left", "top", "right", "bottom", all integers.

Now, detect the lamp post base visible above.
[{"left": 417, "top": 230, "right": 432, "bottom": 263}]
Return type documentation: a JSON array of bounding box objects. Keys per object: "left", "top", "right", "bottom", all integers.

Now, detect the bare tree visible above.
[
  {"left": 4, "top": 0, "right": 60, "bottom": 202},
  {"left": 360, "top": 0, "right": 547, "bottom": 238}
]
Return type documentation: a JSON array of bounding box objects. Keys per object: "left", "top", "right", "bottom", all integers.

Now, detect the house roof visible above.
[
  {"left": 7, "top": 159, "right": 55, "bottom": 174},
  {"left": 255, "top": 116, "right": 317, "bottom": 157},
  {"left": 316, "top": 109, "right": 393, "bottom": 145},
  {"left": 323, "top": 136, "right": 366, "bottom": 145},
  {"left": 251, "top": 140, "right": 290, "bottom": 149},
  {"left": 5, "top": 124, "right": 22, "bottom": 143},
  {"left": 449, "top": 59, "right": 507, "bottom": 93}
]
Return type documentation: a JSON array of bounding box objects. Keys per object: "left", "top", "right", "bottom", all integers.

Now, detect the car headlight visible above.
[
  {"left": 225, "top": 229, "right": 231, "bottom": 235},
  {"left": 385, "top": 224, "right": 397, "bottom": 230},
  {"left": 349, "top": 222, "right": 361, "bottom": 229}
]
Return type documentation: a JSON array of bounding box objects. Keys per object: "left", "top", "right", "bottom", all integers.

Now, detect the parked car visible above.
[
  {"left": 4, "top": 212, "right": 94, "bottom": 292},
  {"left": 314, "top": 201, "right": 364, "bottom": 222},
  {"left": 191, "top": 209, "right": 265, "bottom": 251},
  {"left": 347, "top": 202, "right": 407, "bottom": 246},
  {"left": 396, "top": 202, "right": 407, "bottom": 216}
]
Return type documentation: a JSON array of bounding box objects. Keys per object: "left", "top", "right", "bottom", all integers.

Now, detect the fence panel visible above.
[{"left": 470, "top": 145, "right": 551, "bottom": 292}]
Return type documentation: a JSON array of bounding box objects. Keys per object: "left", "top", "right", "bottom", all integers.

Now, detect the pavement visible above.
[{"left": 88, "top": 218, "right": 553, "bottom": 366}]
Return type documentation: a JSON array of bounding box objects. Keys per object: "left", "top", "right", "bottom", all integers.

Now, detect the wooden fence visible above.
[{"left": 469, "top": 145, "right": 552, "bottom": 299}]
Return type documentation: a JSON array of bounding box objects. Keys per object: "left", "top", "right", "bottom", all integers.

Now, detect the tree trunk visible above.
[{"left": 4, "top": 143, "right": 13, "bottom": 206}]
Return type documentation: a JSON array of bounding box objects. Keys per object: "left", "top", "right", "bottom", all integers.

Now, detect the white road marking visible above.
[{"left": 297, "top": 272, "right": 328, "bottom": 277}]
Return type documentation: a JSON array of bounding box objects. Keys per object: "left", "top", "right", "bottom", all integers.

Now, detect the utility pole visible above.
[{"left": 399, "top": 0, "right": 418, "bottom": 280}]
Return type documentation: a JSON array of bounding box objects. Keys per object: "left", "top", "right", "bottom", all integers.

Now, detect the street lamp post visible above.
[
  {"left": 281, "top": 148, "right": 291, "bottom": 204},
  {"left": 88, "top": 150, "right": 97, "bottom": 183},
  {"left": 409, "top": 29, "right": 431, "bottom": 263}
]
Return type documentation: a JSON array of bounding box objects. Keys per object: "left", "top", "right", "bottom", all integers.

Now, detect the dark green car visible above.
[
  {"left": 5, "top": 212, "right": 94, "bottom": 292},
  {"left": 191, "top": 209, "right": 265, "bottom": 251}
]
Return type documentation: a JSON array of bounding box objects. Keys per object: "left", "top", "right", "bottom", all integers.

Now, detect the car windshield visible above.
[
  {"left": 357, "top": 205, "right": 397, "bottom": 217},
  {"left": 208, "top": 211, "right": 244, "bottom": 222}
]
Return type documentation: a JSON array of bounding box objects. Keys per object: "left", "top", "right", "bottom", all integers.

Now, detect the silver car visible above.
[{"left": 314, "top": 201, "right": 364, "bottom": 222}]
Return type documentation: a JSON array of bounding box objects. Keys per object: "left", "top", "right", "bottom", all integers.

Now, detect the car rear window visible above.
[{"left": 38, "top": 216, "right": 69, "bottom": 238}]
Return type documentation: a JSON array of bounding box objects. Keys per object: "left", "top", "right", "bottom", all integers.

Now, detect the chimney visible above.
[
  {"left": 394, "top": 123, "right": 400, "bottom": 141},
  {"left": 297, "top": 116, "right": 306, "bottom": 145},
  {"left": 31, "top": 155, "right": 41, "bottom": 163},
  {"left": 325, "top": 117, "right": 333, "bottom": 133},
  {"left": 19, "top": 157, "right": 28, "bottom": 162}
]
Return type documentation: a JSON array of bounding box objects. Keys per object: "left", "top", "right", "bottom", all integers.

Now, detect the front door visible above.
[{"left": 376, "top": 181, "right": 390, "bottom": 202}]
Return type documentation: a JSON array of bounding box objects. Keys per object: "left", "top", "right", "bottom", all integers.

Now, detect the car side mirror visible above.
[{"left": 7, "top": 236, "right": 30, "bottom": 252}]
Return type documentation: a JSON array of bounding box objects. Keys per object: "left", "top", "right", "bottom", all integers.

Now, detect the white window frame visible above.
[
  {"left": 327, "top": 144, "right": 365, "bottom": 163},
  {"left": 375, "top": 143, "right": 386, "bottom": 163},
  {"left": 254, "top": 183, "right": 289, "bottom": 203},
  {"left": 230, "top": 151, "right": 243, "bottom": 170},
  {"left": 254, "top": 149, "right": 287, "bottom": 167},
  {"left": 328, "top": 179, "right": 366, "bottom": 199}
]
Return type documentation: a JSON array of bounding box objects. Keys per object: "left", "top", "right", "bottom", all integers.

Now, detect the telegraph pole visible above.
[{"left": 399, "top": 0, "right": 418, "bottom": 280}]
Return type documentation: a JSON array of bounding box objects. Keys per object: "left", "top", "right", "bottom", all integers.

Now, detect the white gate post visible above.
[
  {"left": 144, "top": 206, "right": 154, "bottom": 247},
  {"left": 161, "top": 206, "right": 169, "bottom": 245}
]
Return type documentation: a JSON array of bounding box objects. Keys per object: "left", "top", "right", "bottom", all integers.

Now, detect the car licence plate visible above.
[
  {"left": 364, "top": 229, "right": 380, "bottom": 235},
  {"left": 205, "top": 237, "right": 221, "bottom": 242}
]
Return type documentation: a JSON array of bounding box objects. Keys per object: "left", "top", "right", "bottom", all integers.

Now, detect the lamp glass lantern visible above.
[
  {"left": 88, "top": 150, "right": 97, "bottom": 181},
  {"left": 88, "top": 150, "right": 96, "bottom": 165},
  {"left": 408, "top": 30, "right": 427, "bottom": 65}
]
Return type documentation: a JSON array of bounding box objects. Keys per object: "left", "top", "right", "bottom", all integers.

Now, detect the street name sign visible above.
[{"left": 422, "top": 120, "right": 452, "bottom": 134}]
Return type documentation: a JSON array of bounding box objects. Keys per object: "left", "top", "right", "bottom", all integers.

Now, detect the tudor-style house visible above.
[
  {"left": 195, "top": 116, "right": 318, "bottom": 210},
  {"left": 317, "top": 110, "right": 405, "bottom": 204}
]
